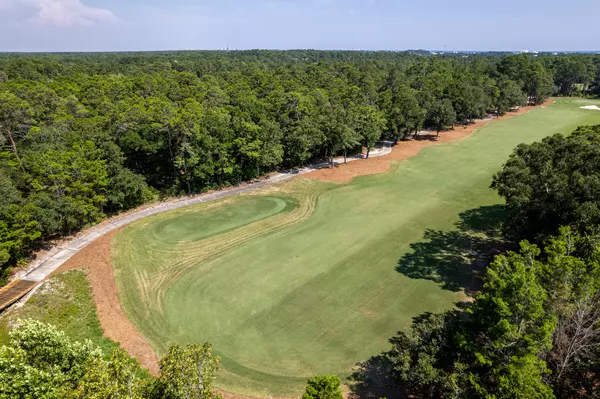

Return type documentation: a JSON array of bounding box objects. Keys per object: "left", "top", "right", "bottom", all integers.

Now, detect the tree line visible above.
[{"left": 1, "top": 51, "right": 598, "bottom": 284}]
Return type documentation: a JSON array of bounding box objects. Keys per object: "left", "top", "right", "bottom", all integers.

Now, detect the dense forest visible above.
[{"left": 1, "top": 51, "right": 599, "bottom": 283}]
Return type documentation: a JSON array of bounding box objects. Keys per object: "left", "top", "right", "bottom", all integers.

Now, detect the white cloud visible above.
[{"left": 6, "top": 0, "right": 117, "bottom": 27}]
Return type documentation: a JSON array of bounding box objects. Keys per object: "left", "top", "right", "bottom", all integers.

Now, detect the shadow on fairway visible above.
[
  {"left": 347, "top": 309, "right": 471, "bottom": 399},
  {"left": 347, "top": 206, "right": 509, "bottom": 399},
  {"left": 396, "top": 204, "right": 508, "bottom": 294},
  {"left": 347, "top": 352, "right": 399, "bottom": 399}
]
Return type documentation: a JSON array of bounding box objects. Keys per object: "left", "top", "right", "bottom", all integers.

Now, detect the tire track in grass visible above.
[{"left": 150, "top": 191, "right": 319, "bottom": 315}]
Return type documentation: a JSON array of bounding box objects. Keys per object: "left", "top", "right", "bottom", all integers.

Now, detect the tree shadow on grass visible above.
[
  {"left": 347, "top": 206, "right": 508, "bottom": 398},
  {"left": 396, "top": 204, "right": 509, "bottom": 294},
  {"left": 411, "top": 133, "right": 439, "bottom": 141},
  {"left": 347, "top": 354, "right": 400, "bottom": 399},
  {"left": 456, "top": 204, "right": 506, "bottom": 237},
  {"left": 347, "top": 310, "right": 472, "bottom": 399}
]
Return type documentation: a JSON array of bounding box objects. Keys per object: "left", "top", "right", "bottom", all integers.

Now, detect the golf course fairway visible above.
[{"left": 111, "top": 99, "right": 600, "bottom": 396}]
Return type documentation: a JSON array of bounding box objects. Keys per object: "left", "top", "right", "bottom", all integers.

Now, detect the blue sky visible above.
[{"left": 0, "top": 0, "right": 598, "bottom": 52}]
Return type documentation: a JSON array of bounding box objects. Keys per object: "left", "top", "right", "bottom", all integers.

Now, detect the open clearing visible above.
[{"left": 109, "top": 99, "right": 600, "bottom": 397}]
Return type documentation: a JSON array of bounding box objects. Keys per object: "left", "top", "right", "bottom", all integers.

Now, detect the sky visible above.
[{"left": 0, "top": 0, "right": 599, "bottom": 52}]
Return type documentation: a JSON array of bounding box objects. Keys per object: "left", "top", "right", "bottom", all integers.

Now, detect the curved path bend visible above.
[{"left": 0, "top": 143, "right": 393, "bottom": 310}]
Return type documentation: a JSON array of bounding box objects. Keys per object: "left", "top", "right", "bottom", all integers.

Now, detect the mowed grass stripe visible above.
[
  {"left": 158, "top": 190, "right": 318, "bottom": 304},
  {"left": 112, "top": 99, "right": 600, "bottom": 396},
  {"left": 149, "top": 190, "right": 320, "bottom": 315}
]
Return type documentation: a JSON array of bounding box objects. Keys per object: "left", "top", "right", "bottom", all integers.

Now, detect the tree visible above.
[
  {"left": 319, "top": 102, "right": 355, "bottom": 167},
  {"left": 554, "top": 58, "right": 591, "bottom": 96},
  {"left": 354, "top": 240, "right": 561, "bottom": 399},
  {"left": 255, "top": 120, "right": 284, "bottom": 174},
  {"left": 491, "top": 125, "right": 600, "bottom": 243},
  {"left": 0, "top": 319, "right": 101, "bottom": 398},
  {"left": 540, "top": 228, "right": 600, "bottom": 397},
  {"left": 152, "top": 343, "right": 220, "bottom": 399},
  {"left": 21, "top": 141, "right": 108, "bottom": 236},
  {"left": 339, "top": 124, "right": 362, "bottom": 164},
  {"left": 381, "top": 85, "right": 424, "bottom": 143},
  {"left": 591, "top": 62, "right": 600, "bottom": 97},
  {"left": 0, "top": 320, "right": 229, "bottom": 399},
  {"left": 446, "top": 81, "right": 483, "bottom": 124},
  {"left": 232, "top": 118, "right": 283, "bottom": 179},
  {"left": 0, "top": 204, "right": 41, "bottom": 282},
  {"left": 70, "top": 348, "right": 147, "bottom": 399},
  {"left": 354, "top": 105, "right": 386, "bottom": 158},
  {"left": 0, "top": 91, "right": 33, "bottom": 173},
  {"left": 106, "top": 167, "right": 152, "bottom": 212},
  {"left": 386, "top": 312, "right": 465, "bottom": 399},
  {"left": 498, "top": 55, "right": 532, "bottom": 85},
  {"left": 496, "top": 79, "right": 527, "bottom": 116},
  {"left": 525, "top": 62, "right": 554, "bottom": 105},
  {"left": 275, "top": 90, "right": 322, "bottom": 167},
  {"left": 498, "top": 55, "right": 553, "bottom": 105},
  {"left": 302, "top": 375, "right": 343, "bottom": 399},
  {"left": 426, "top": 99, "right": 455, "bottom": 137},
  {"left": 0, "top": 169, "right": 22, "bottom": 215},
  {"left": 461, "top": 242, "right": 556, "bottom": 399}
]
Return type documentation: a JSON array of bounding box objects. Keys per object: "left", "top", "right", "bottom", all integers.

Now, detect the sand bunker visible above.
[{"left": 581, "top": 105, "right": 600, "bottom": 111}]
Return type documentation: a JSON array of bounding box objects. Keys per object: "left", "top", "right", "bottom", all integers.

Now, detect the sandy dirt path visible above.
[
  {"left": 303, "top": 102, "right": 548, "bottom": 183},
  {"left": 55, "top": 230, "right": 161, "bottom": 374}
]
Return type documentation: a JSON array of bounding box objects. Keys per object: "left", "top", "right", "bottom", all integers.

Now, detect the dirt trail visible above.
[
  {"left": 55, "top": 101, "right": 549, "bottom": 397},
  {"left": 303, "top": 102, "right": 549, "bottom": 183}
]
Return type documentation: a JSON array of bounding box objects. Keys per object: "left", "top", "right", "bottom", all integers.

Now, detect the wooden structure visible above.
[{"left": 0, "top": 280, "right": 38, "bottom": 312}]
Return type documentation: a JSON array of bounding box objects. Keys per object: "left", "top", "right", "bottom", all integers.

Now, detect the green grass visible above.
[
  {"left": 112, "top": 98, "right": 600, "bottom": 396},
  {"left": 0, "top": 270, "right": 118, "bottom": 355}
]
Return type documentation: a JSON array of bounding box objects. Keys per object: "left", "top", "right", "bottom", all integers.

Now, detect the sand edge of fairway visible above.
[{"left": 300, "top": 100, "right": 555, "bottom": 183}]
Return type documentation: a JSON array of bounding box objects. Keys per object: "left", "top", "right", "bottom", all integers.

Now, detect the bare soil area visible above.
[{"left": 55, "top": 230, "right": 161, "bottom": 375}]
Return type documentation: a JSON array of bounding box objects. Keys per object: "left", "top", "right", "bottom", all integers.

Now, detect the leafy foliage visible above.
[
  {"left": 0, "top": 320, "right": 221, "bottom": 399},
  {"left": 492, "top": 125, "right": 600, "bottom": 243},
  {"left": 152, "top": 344, "right": 220, "bottom": 399},
  {"left": 355, "top": 229, "right": 600, "bottom": 399},
  {"left": 302, "top": 375, "right": 343, "bottom": 399},
  {"left": 0, "top": 319, "right": 103, "bottom": 398}
]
